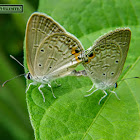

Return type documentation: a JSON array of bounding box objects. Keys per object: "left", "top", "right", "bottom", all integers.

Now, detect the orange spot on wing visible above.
[
  {"left": 71, "top": 47, "right": 82, "bottom": 62},
  {"left": 75, "top": 54, "right": 82, "bottom": 62},
  {"left": 85, "top": 53, "right": 96, "bottom": 64},
  {"left": 71, "top": 47, "right": 77, "bottom": 55}
]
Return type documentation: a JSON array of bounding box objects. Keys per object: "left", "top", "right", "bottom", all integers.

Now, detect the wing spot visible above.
[
  {"left": 40, "top": 49, "right": 44, "bottom": 52},
  {"left": 39, "top": 64, "right": 42, "bottom": 67},
  {"left": 75, "top": 49, "right": 80, "bottom": 53},
  {"left": 88, "top": 52, "right": 95, "bottom": 59},
  {"left": 48, "top": 45, "right": 52, "bottom": 48},
  {"left": 111, "top": 72, "right": 114, "bottom": 75},
  {"left": 103, "top": 73, "right": 106, "bottom": 76},
  {"left": 85, "top": 59, "right": 90, "bottom": 64},
  {"left": 115, "top": 60, "right": 119, "bottom": 63},
  {"left": 71, "top": 47, "right": 80, "bottom": 55},
  {"left": 78, "top": 56, "right": 82, "bottom": 60}
]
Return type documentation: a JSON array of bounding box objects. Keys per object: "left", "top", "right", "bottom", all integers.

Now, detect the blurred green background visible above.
[{"left": 0, "top": 0, "right": 39, "bottom": 139}]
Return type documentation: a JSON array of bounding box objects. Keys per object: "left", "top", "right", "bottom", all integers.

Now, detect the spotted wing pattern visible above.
[
  {"left": 83, "top": 28, "right": 131, "bottom": 89},
  {"left": 26, "top": 12, "right": 66, "bottom": 76},
  {"left": 34, "top": 33, "right": 84, "bottom": 80}
]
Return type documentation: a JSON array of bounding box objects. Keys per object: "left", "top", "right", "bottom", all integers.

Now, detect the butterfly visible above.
[
  {"left": 82, "top": 28, "right": 131, "bottom": 104},
  {"left": 25, "top": 12, "right": 84, "bottom": 101}
]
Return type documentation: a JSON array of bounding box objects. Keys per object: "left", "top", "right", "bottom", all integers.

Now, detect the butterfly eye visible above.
[
  {"left": 27, "top": 73, "right": 32, "bottom": 80},
  {"left": 114, "top": 83, "right": 118, "bottom": 88}
]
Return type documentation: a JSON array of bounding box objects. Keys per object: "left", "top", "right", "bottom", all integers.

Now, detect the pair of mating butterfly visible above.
[{"left": 24, "top": 12, "right": 131, "bottom": 104}]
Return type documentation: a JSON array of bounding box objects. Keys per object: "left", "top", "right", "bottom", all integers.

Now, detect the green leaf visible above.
[{"left": 25, "top": 0, "right": 140, "bottom": 139}]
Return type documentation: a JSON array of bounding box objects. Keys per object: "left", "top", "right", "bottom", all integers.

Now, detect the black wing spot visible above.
[
  {"left": 73, "top": 44, "right": 76, "bottom": 47},
  {"left": 88, "top": 52, "right": 93, "bottom": 57},
  {"left": 67, "top": 39, "right": 71, "bottom": 42},
  {"left": 103, "top": 73, "right": 106, "bottom": 76},
  {"left": 111, "top": 72, "right": 114, "bottom": 75},
  {"left": 78, "top": 56, "right": 82, "bottom": 60},
  {"left": 40, "top": 49, "right": 44, "bottom": 52},
  {"left": 39, "top": 64, "right": 42, "bottom": 67},
  {"left": 115, "top": 60, "right": 119, "bottom": 64},
  {"left": 75, "top": 49, "right": 80, "bottom": 53},
  {"left": 49, "top": 67, "right": 52, "bottom": 69}
]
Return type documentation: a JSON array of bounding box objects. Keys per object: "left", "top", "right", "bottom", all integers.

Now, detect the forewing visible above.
[
  {"left": 83, "top": 28, "right": 131, "bottom": 86},
  {"left": 26, "top": 12, "right": 66, "bottom": 76},
  {"left": 34, "top": 33, "right": 84, "bottom": 80}
]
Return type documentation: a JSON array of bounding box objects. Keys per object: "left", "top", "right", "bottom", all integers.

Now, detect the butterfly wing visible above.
[
  {"left": 26, "top": 12, "right": 66, "bottom": 76},
  {"left": 34, "top": 33, "right": 84, "bottom": 80},
  {"left": 83, "top": 28, "right": 131, "bottom": 89}
]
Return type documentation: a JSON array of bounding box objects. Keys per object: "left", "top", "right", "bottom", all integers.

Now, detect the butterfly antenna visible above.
[
  {"left": 117, "top": 77, "right": 140, "bottom": 83},
  {"left": 120, "top": 77, "right": 139, "bottom": 81},
  {"left": 10, "top": 55, "right": 28, "bottom": 71},
  {"left": 2, "top": 73, "right": 25, "bottom": 87},
  {"left": 118, "top": 65, "right": 139, "bottom": 82}
]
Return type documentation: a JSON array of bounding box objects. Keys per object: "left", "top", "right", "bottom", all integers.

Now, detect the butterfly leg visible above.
[
  {"left": 87, "top": 84, "right": 95, "bottom": 92},
  {"left": 110, "top": 91, "right": 120, "bottom": 100},
  {"left": 98, "top": 90, "right": 108, "bottom": 105},
  {"left": 48, "top": 84, "right": 56, "bottom": 98},
  {"left": 26, "top": 82, "right": 36, "bottom": 93},
  {"left": 84, "top": 88, "right": 98, "bottom": 97},
  {"left": 38, "top": 84, "right": 45, "bottom": 102}
]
